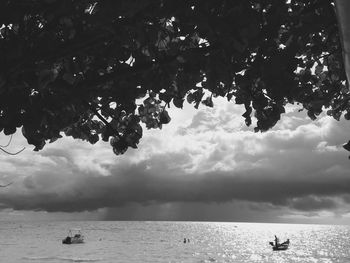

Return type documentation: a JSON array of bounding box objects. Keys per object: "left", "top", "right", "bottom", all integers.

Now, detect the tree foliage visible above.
[{"left": 0, "top": 0, "right": 348, "bottom": 155}]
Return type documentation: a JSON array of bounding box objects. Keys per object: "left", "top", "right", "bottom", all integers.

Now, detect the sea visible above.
[{"left": 0, "top": 221, "right": 349, "bottom": 263}]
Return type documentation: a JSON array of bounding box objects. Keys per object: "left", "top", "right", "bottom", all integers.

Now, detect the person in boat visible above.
[
  {"left": 281, "top": 239, "right": 290, "bottom": 245},
  {"left": 274, "top": 235, "right": 280, "bottom": 247},
  {"left": 65, "top": 236, "right": 71, "bottom": 244}
]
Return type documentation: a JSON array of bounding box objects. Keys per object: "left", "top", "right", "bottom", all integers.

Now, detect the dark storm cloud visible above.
[
  {"left": 341, "top": 194, "right": 350, "bottom": 204},
  {"left": 1, "top": 150, "right": 350, "bottom": 213},
  {"left": 288, "top": 196, "right": 338, "bottom": 211}
]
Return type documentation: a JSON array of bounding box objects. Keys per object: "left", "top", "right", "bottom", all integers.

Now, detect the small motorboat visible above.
[
  {"left": 269, "top": 239, "right": 290, "bottom": 251},
  {"left": 62, "top": 229, "right": 84, "bottom": 244}
]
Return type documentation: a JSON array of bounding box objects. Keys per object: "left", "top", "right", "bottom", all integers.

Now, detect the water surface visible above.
[{"left": 0, "top": 221, "right": 349, "bottom": 262}]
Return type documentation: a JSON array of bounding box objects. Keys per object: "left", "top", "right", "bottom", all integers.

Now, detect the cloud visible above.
[
  {"left": 1, "top": 149, "right": 350, "bottom": 214},
  {"left": 1, "top": 98, "right": 350, "bottom": 222},
  {"left": 288, "top": 196, "right": 338, "bottom": 211}
]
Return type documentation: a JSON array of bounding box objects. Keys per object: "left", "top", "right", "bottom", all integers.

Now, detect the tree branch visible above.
[
  {"left": 0, "top": 147, "right": 25, "bottom": 155},
  {"left": 76, "top": 44, "right": 218, "bottom": 92},
  {"left": 0, "top": 134, "right": 13, "bottom": 148},
  {"left": 314, "top": 48, "right": 341, "bottom": 61},
  {"left": 82, "top": 101, "right": 122, "bottom": 139}
]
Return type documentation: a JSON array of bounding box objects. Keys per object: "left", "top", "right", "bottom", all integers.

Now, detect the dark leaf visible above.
[
  {"left": 202, "top": 96, "right": 214, "bottom": 107},
  {"left": 159, "top": 110, "right": 171, "bottom": 124},
  {"left": 343, "top": 141, "right": 350, "bottom": 152},
  {"left": 173, "top": 98, "right": 184, "bottom": 109}
]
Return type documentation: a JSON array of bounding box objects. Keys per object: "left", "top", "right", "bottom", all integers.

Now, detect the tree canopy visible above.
[{"left": 0, "top": 0, "right": 349, "bottom": 155}]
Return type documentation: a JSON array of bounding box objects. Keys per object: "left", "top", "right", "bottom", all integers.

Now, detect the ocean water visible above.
[{"left": 0, "top": 221, "right": 349, "bottom": 263}]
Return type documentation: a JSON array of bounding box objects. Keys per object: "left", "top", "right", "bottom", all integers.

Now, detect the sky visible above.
[{"left": 1, "top": 98, "right": 350, "bottom": 224}]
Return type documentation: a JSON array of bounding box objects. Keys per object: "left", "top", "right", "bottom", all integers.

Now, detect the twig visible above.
[
  {"left": 0, "top": 147, "right": 26, "bottom": 155},
  {"left": 314, "top": 48, "right": 341, "bottom": 61},
  {"left": 0, "top": 134, "right": 13, "bottom": 148},
  {"left": 83, "top": 101, "right": 122, "bottom": 139}
]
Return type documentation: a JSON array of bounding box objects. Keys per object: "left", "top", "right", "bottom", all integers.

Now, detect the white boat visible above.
[{"left": 62, "top": 229, "right": 84, "bottom": 244}]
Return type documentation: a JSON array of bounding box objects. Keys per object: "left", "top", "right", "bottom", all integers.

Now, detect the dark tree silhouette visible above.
[{"left": 0, "top": 0, "right": 348, "bottom": 155}]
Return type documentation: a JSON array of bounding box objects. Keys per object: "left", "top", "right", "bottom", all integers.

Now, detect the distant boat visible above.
[
  {"left": 62, "top": 229, "right": 84, "bottom": 244},
  {"left": 269, "top": 239, "right": 290, "bottom": 251}
]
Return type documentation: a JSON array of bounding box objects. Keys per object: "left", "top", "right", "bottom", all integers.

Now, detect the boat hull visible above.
[
  {"left": 272, "top": 244, "right": 289, "bottom": 251},
  {"left": 62, "top": 237, "right": 84, "bottom": 244}
]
